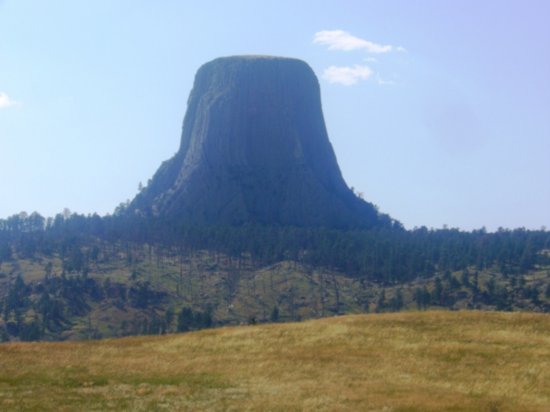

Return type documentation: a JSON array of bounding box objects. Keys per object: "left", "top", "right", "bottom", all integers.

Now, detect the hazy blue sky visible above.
[{"left": 1, "top": 0, "right": 549, "bottom": 231}]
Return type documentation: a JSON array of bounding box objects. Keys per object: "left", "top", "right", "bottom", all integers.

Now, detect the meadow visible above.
[{"left": 0, "top": 310, "right": 549, "bottom": 411}]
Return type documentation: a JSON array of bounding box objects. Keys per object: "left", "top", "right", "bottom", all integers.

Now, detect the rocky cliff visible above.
[{"left": 130, "top": 56, "right": 386, "bottom": 229}]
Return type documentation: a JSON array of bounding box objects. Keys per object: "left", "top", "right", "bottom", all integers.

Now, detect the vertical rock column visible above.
[{"left": 131, "top": 55, "right": 381, "bottom": 229}]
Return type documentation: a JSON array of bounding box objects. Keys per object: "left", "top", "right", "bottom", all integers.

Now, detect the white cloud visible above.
[
  {"left": 376, "top": 75, "right": 396, "bottom": 86},
  {"left": 322, "top": 65, "right": 373, "bottom": 86},
  {"left": 314, "top": 30, "right": 392, "bottom": 53},
  {"left": 0, "top": 92, "right": 19, "bottom": 108}
]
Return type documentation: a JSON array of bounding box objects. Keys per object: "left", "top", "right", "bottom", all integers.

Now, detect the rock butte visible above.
[{"left": 130, "top": 55, "right": 387, "bottom": 229}]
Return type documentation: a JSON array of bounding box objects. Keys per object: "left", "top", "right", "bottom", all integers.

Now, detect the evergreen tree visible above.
[
  {"left": 390, "top": 289, "right": 404, "bottom": 311},
  {"left": 376, "top": 289, "right": 386, "bottom": 313},
  {"left": 177, "top": 307, "right": 194, "bottom": 332},
  {"left": 270, "top": 306, "right": 280, "bottom": 322}
]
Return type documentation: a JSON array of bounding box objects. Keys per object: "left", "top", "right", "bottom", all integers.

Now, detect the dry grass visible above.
[{"left": 0, "top": 311, "right": 549, "bottom": 411}]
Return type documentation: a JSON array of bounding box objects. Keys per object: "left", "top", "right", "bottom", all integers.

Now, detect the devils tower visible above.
[{"left": 130, "top": 56, "right": 386, "bottom": 229}]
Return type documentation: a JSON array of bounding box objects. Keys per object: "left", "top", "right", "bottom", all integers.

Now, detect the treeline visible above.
[
  {"left": 0, "top": 269, "right": 167, "bottom": 341},
  {"left": 1, "top": 211, "right": 549, "bottom": 340},
  {"left": 0, "top": 269, "right": 214, "bottom": 341},
  {"left": 1, "top": 211, "right": 549, "bottom": 284},
  {"left": 375, "top": 268, "right": 550, "bottom": 314}
]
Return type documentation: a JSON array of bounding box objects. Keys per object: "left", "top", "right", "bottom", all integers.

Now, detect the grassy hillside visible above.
[{"left": 1, "top": 311, "right": 549, "bottom": 411}]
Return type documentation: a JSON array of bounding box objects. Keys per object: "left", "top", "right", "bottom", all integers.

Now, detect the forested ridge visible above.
[{"left": 0, "top": 210, "right": 549, "bottom": 341}]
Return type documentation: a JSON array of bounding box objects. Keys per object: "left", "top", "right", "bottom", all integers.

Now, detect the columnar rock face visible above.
[{"left": 130, "top": 56, "right": 383, "bottom": 228}]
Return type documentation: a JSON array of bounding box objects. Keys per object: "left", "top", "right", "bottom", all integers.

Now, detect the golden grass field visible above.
[{"left": 0, "top": 311, "right": 549, "bottom": 411}]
